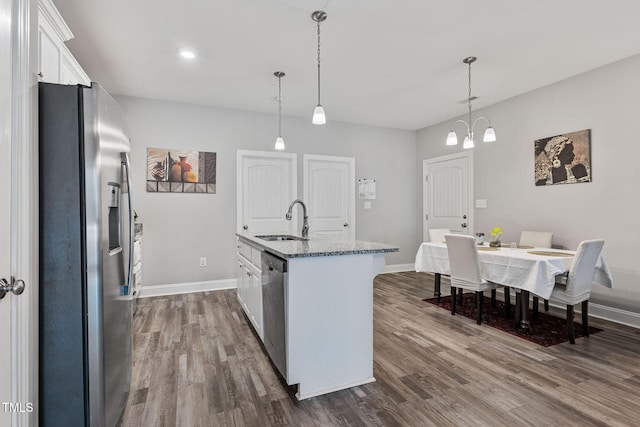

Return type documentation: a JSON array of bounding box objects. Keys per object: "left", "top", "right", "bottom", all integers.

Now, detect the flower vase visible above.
[{"left": 489, "top": 240, "right": 501, "bottom": 248}]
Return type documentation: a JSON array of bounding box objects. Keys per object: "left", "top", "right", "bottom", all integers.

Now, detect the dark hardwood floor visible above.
[{"left": 121, "top": 272, "right": 640, "bottom": 426}]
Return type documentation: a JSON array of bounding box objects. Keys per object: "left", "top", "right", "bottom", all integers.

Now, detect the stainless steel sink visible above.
[{"left": 256, "top": 234, "right": 308, "bottom": 242}]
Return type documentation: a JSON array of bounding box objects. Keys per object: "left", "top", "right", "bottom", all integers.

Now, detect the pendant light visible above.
[
  {"left": 274, "top": 71, "right": 285, "bottom": 150},
  {"left": 311, "top": 10, "right": 327, "bottom": 125},
  {"left": 446, "top": 56, "right": 496, "bottom": 149}
]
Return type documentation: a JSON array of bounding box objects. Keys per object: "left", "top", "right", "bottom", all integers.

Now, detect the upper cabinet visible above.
[{"left": 38, "top": 0, "right": 90, "bottom": 85}]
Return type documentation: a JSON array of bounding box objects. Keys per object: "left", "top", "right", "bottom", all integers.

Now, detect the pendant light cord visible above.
[
  {"left": 278, "top": 75, "right": 282, "bottom": 137},
  {"left": 467, "top": 60, "right": 472, "bottom": 136},
  {"left": 317, "top": 20, "right": 321, "bottom": 105}
]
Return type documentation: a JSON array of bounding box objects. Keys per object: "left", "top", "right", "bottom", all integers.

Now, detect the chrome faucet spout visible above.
[{"left": 285, "top": 199, "right": 309, "bottom": 237}]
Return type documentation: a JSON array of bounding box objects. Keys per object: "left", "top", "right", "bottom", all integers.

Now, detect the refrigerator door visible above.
[{"left": 83, "top": 83, "right": 132, "bottom": 427}]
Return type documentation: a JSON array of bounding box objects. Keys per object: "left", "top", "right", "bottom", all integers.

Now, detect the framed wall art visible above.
[
  {"left": 534, "top": 129, "right": 591, "bottom": 186},
  {"left": 146, "top": 148, "right": 217, "bottom": 193}
]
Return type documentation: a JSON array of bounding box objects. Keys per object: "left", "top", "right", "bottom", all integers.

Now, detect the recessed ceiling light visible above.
[{"left": 179, "top": 49, "right": 196, "bottom": 59}]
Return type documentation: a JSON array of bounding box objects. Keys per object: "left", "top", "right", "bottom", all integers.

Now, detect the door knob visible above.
[
  {"left": 343, "top": 223, "right": 348, "bottom": 227},
  {"left": 0, "top": 278, "right": 25, "bottom": 299},
  {"left": 461, "top": 223, "right": 468, "bottom": 228},
  {"left": 243, "top": 225, "right": 248, "bottom": 230}
]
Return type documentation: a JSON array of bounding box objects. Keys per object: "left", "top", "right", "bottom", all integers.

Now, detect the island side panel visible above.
[{"left": 286, "top": 252, "right": 386, "bottom": 399}]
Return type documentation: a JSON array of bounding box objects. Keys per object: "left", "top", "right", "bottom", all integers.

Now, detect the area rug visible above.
[{"left": 423, "top": 293, "right": 603, "bottom": 346}]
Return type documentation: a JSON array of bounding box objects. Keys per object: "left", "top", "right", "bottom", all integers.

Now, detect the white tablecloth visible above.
[{"left": 414, "top": 242, "right": 613, "bottom": 300}]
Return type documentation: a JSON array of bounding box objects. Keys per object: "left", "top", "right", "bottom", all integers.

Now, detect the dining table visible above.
[{"left": 414, "top": 241, "right": 613, "bottom": 332}]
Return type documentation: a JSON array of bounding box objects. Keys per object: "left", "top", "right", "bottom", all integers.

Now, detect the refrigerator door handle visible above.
[{"left": 121, "top": 152, "right": 135, "bottom": 293}]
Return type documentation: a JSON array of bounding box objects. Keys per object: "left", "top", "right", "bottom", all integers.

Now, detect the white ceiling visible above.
[{"left": 53, "top": 0, "right": 640, "bottom": 131}]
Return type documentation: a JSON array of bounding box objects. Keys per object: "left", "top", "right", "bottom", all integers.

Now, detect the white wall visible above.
[
  {"left": 416, "top": 54, "right": 640, "bottom": 312},
  {"left": 116, "top": 96, "right": 417, "bottom": 287}
]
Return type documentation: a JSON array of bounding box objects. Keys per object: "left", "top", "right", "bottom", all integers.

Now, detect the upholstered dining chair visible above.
[
  {"left": 519, "top": 230, "right": 554, "bottom": 314},
  {"left": 549, "top": 239, "right": 605, "bottom": 344},
  {"left": 445, "top": 234, "right": 502, "bottom": 325},
  {"left": 519, "top": 230, "right": 554, "bottom": 248},
  {"left": 428, "top": 228, "right": 450, "bottom": 243}
]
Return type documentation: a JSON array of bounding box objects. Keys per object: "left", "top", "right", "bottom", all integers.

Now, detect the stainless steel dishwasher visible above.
[{"left": 261, "top": 251, "right": 288, "bottom": 379}]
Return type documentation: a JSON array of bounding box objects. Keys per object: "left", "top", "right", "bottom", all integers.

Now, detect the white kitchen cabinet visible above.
[
  {"left": 236, "top": 238, "right": 263, "bottom": 340},
  {"left": 38, "top": 0, "right": 90, "bottom": 85}
]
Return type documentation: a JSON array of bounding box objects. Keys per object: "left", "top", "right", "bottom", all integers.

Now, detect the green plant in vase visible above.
[{"left": 489, "top": 227, "right": 502, "bottom": 247}]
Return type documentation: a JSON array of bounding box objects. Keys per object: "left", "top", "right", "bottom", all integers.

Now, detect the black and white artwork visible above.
[{"left": 534, "top": 129, "right": 591, "bottom": 186}]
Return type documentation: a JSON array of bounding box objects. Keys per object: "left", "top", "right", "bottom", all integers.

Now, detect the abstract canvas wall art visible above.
[
  {"left": 146, "top": 148, "right": 217, "bottom": 193},
  {"left": 534, "top": 129, "right": 591, "bottom": 186}
]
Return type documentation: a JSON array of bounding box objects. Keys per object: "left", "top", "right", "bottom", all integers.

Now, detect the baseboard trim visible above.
[
  {"left": 139, "top": 279, "right": 237, "bottom": 298},
  {"left": 383, "top": 263, "right": 414, "bottom": 273},
  {"left": 546, "top": 300, "right": 640, "bottom": 330},
  {"left": 138, "top": 273, "right": 640, "bottom": 330}
]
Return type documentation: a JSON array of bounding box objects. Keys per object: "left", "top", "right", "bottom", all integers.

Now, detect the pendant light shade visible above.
[
  {"left": 311, "top": 11, "right": 327, "bottom": 125},
  {"left": 274, "top": 71, "right": 286, "bottom": 150},
  {"left": 446, "top": 130, "right": 458, "bottom": 146},
  {"left": 312, "top": 105, "right": 326, "bottom": 125},
  {"left": 445, "top": 57, "right": 496, "bottom": 148},
  {"left": 463, "top": 134, "right": 474, "bottom": 149},
  {"left": 483, "top": 126, "right": 496, "bottom": 142}
]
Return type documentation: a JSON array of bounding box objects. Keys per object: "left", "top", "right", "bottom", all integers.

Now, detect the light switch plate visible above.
[
  {"left": 364, "top": 201, "right": 371, "bottom": 209},
  {"left": 475, "top": 199, "right": 487, "bottom": 208}
]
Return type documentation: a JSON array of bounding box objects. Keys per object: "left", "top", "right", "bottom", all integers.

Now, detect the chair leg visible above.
[
  {"left": 504, "top": 287, "right": 511, "bottom": 318},
  {"left": 567, "top": 304, "right": 575, "bottom": 344},
  {"left": 582, "top": 300, "right": 589, "bottom": 337},
  {"left": 476, "top": 291, "right": 483, "bottom": 325},
  {"left": 491, "top": 289, "right": 497, "bottom": 307},
  {"left": 544, "top": 299, "right": 549, "bottom": 311},
  {"left": 458, "top": 289, "right": 464, "bottom": 305},
  {"left": 514, "top": 292, "right": 521, "bottom": 324},
  {"left": 532, "top": 296, "right": 539, "bottom": 320},
  {"left": 451, "top": 287, "right": 456, "bottom": 315}
]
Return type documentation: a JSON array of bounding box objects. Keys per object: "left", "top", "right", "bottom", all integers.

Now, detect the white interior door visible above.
[
  {"left": 237, "top": 150, "right": 297, "bottom": 234},
  {"left": 0, "top": 0, "right": 12, "bottom": 419},
  {"left": 303, "top": 154, "right": 355, "bottom": 239},
  {"left": 423, "top": 152, "right": 473, "bottom": 241}
]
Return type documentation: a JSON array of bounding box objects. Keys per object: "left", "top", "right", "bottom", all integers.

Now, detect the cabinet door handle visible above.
[{"left": 37, "top": 72, "right": 44, "bottom": 78}]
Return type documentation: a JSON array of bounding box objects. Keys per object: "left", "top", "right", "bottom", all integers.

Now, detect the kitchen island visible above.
[{"left": 236, "top": 232, "right": 398, "bottom": 400}]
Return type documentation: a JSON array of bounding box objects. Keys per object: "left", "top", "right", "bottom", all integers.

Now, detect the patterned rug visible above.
[{"left": 423, "top": 293, "right": 603, "bottom": 346}]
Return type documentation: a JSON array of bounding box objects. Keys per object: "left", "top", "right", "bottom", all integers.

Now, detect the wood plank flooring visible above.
[{"left": 121, "top": 272, "right": 640, "bottom": 426}]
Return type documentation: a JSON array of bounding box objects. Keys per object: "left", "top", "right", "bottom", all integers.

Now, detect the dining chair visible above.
[
  {"left": 519, "top": 230, "right": 554, "bottom": 248},
  {"left": 549, "top": 239, "right": 605, "bottom": 344},
  {"left": 445, "top": 234, "right": 501, "bottom": 325},
  {"left": 519, "top": 230, "right": 554, "bottom": 314},
  {"left": 428, "top": 228, "right": 450, "bottom": 243}
]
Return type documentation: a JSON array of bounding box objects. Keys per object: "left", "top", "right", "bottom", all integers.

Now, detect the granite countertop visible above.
[{"left": 236, "top": 231, "right": 399, "bottom": 259}]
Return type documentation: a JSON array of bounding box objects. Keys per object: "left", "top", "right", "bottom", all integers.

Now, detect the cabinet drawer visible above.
[
  {"left": 238, "top": 239, "right": 252, "bottom": 260},
  {"left": 250, "top": 246, "right": 262, "bottom": 268}
]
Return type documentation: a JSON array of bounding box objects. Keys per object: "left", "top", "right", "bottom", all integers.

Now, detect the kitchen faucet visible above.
[{"left": 286, "top": 199, "right": 309, "bottom": 237}]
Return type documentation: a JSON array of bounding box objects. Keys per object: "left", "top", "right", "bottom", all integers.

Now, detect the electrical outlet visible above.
[{"left": 199, "top": 257, "right": 207, "bottom": 267}]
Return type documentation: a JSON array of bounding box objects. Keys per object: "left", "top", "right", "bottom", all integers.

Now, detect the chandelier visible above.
[{"left": 446, "top": 56, "right": 496, "bottom": 149}]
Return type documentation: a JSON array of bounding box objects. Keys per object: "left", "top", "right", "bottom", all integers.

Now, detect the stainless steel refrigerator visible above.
[{"left": 39, "top": 82, "right": 134, "bottom": 427}]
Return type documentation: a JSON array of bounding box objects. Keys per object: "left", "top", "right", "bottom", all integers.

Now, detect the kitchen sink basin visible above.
[{"left": 256, "top": 234, "right": 308, "bottom": 242}]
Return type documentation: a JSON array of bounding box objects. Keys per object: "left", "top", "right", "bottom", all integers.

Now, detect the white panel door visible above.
[
  {"left": 1, "top": 0, "right": 12, "bottom": 420},
  {"left": 423, "top": 152, "right": 473, "bottom": 241},
  {"left": 237, "top": 150, "right": 297, "bottom": 234},
  {"left": 303, "top": 155, "right": 355, "bottom": 239}
]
